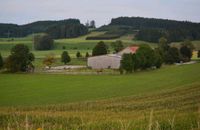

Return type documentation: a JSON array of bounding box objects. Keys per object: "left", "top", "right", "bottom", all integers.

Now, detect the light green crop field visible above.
[
  {"left": 0, "top": 32, "right": 199, "bottom": 60},
  {"left": 0, "top": 32, "right": 157, "bottom": 58}
]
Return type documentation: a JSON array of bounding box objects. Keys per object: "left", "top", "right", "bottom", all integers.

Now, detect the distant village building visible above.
[{"left": 87, "top": 46, "right": 139, "bottom": 69}]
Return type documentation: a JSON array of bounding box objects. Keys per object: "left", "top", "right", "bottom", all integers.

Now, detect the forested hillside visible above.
[
  {"left": 110, "top": 17, "right": 200, "bottom": 42},
  {"left": 0, "top": 19, "right": 88, "bottom": 38}
]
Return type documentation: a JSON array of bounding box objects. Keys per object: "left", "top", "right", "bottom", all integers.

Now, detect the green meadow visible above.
[
  {"left": 0, "top": 63, "right": 200, "bottom": 129},
  {"left": 0, "top": 63, "right": 200, "bottom": 106}
]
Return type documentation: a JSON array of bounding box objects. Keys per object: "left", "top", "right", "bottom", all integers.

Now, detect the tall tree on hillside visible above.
[
  {"left": 0, "top": 53, "right": 3, "bottom": 69},
  {"left": 111, "top": 40, "right": 124, "bottom": 53},
  {"left": 4, "top": 44, "right": 35, "bottom": 72},
  {"left": 61, "top": 51, "right": 71, "bottom": 65},
  {"left": 92, "top": 41, "right": 108, "bottom": 56}
]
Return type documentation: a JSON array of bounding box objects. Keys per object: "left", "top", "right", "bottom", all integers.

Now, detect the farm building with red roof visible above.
[{"left": 87, "top": 46, "right": 139, "bottom": 69}]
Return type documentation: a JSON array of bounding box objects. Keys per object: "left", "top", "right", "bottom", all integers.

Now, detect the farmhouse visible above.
[{"left": 87, "top": 46, "right": 138, "bottom": 69}]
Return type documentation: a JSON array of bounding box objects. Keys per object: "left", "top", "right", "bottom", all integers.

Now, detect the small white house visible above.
[{"left": 87, "top": 46, "right": 139, "bottom": 69}]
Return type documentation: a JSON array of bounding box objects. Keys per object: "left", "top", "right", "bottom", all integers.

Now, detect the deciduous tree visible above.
[
  {"left": 180, "top": 40, "right": 194, "bottom": 62},
  {"left": 120, "top": 54, "right": 134, "bottom": 73},
  {"left": 92, "top": 41, "right": 108, "bottom": 56},
  {"left": 4, "top": 44, "right": 35, "bottom": 72},
  {"left": 43, "top": 54, "right": 56, "bottom": 69}
]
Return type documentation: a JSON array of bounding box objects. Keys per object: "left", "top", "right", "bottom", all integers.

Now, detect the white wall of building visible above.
[{"left": 87, "top": 54, "right": 121, "bottom": 69}]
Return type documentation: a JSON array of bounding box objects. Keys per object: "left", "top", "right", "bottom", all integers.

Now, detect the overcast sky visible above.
[{"left": 0, "top": 0, "right": 200, "bottom": 26}]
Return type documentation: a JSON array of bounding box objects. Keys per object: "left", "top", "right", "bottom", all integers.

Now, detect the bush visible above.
[
  {"left": 43, "top": 54, "right": 56, "bottom": 69},
  {"left": 85, "top": 52, "right": 90, "bottom": 58},
  {"left": 34, "top": 34, "right": 54, "bottom": 50},
  {"left": 76, "top": 51, "right": 82, "bottom": 58},
  {"left": 62, "top": 46, "right": 66, "bottom": 50},
  {"left": 92, "top": 41, "right": 108, "bottom": 56},
  {"left": 4, "top": 44, "right": 35, "bottom": 72},
  {"left": 61, "top": 51, "right": 71, "bottom": 64}
]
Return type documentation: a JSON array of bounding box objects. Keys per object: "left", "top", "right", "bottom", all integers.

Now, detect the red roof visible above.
[{"left": 129, "top": 46, "right": 139, "bottom": 53}]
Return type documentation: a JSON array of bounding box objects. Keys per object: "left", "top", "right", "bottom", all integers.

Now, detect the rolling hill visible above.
[{"left": 0, "top": 19, "right": 88, "bottom": 38}]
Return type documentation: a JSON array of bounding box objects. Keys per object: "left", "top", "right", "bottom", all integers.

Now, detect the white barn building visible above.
[{"left": 87, "top": 46, "right": 139, "bottom": 69}]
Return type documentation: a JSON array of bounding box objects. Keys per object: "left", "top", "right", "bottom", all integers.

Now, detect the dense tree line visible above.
[
  {"left": 0, "top": 19, "right": 88, "bottom": 38},
  {"left": 158, "top": 37, "right": 194, "bottom": 64},
  {"left": 110, "top": 17, "right": 200, "bottom": 42},
  {"left": 120, "top": 37, "right": 195, "bottom": 73},
  {"left": 87, "top": 26, "right": 131, "bottom": 40},
  {"left": 47, "top": 23, "right": 88, "bottom": 39}
]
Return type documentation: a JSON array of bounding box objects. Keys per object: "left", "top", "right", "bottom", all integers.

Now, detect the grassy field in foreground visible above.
[
  {"left": 0, "top": 63, "right": 200, "bottom": 106},
  {"left": 0, "top": 64, "right": 200, "bottom": 129}
]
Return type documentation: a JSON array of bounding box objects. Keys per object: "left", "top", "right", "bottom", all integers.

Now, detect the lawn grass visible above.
[{"left": 0, "top": 63, "right": 200, "bottom": 107}]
